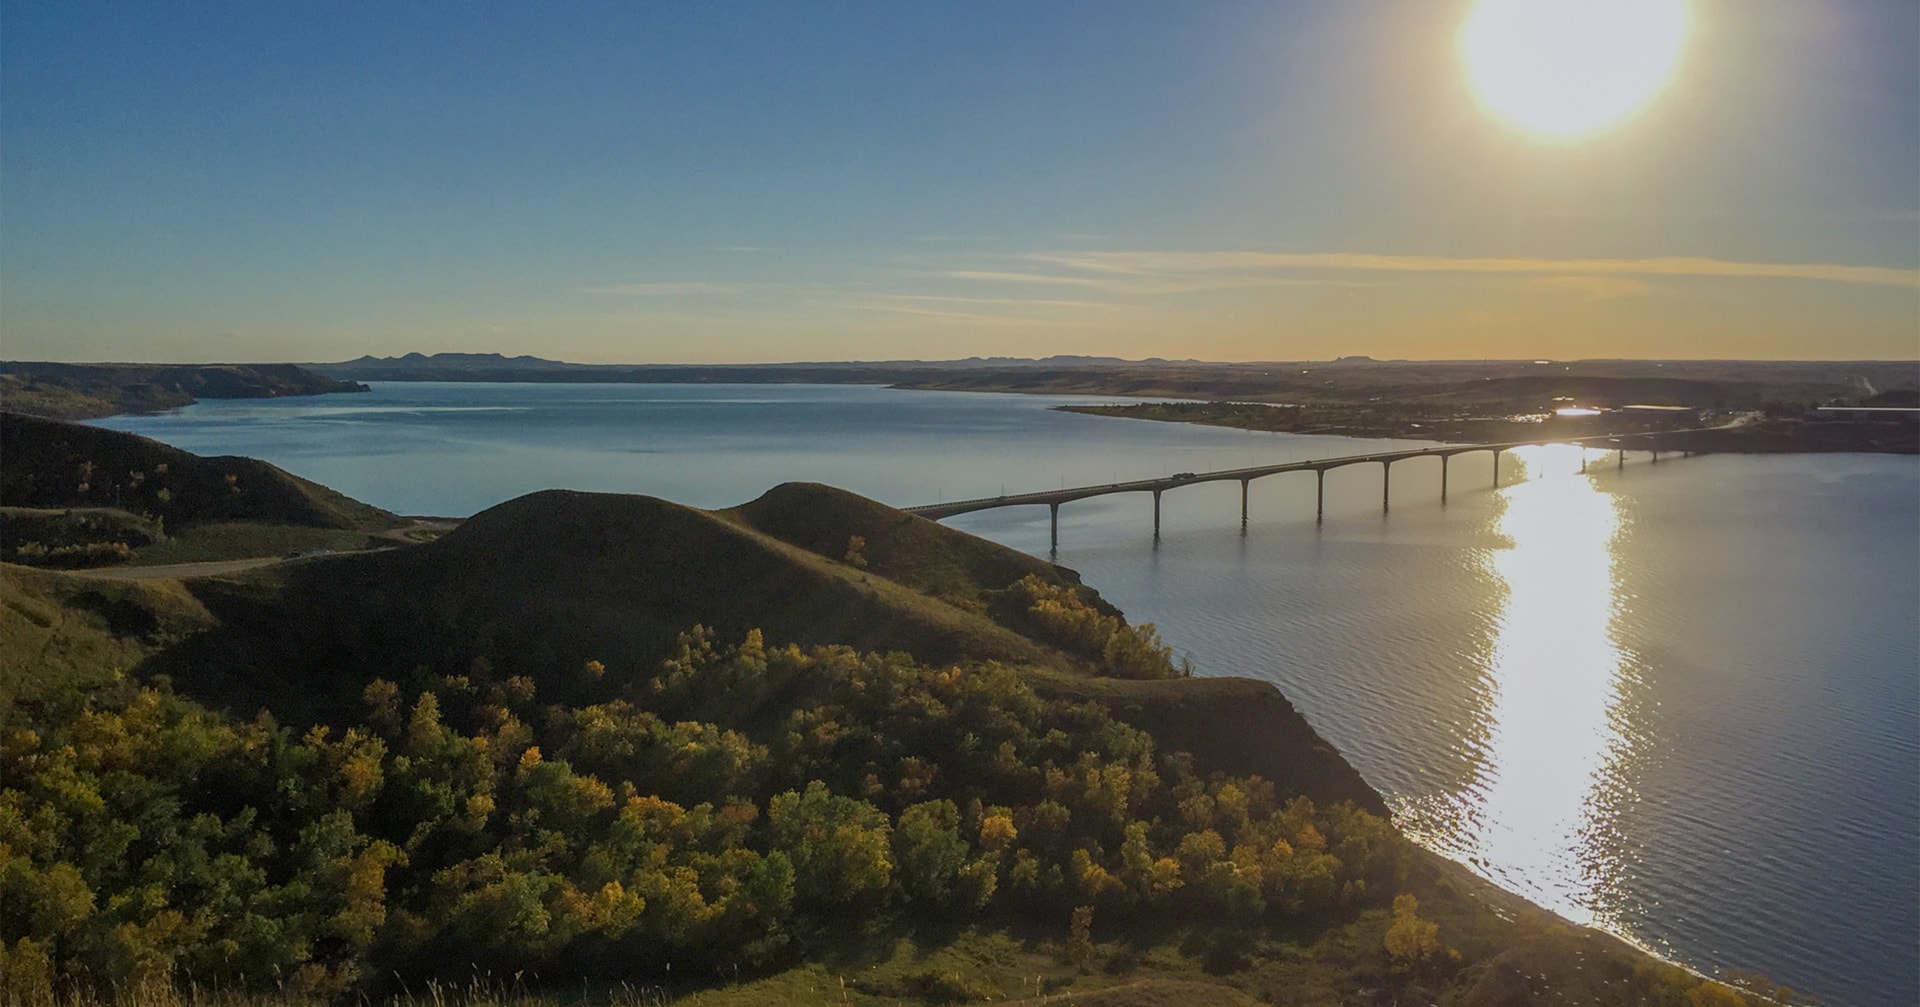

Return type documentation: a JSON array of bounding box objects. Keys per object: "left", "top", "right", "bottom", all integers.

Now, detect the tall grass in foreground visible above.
[{"left": 0, "top": 974, "right": 672, "bottom": 1007}]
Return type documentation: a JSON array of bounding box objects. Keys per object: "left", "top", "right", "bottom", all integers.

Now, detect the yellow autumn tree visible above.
[{"left": 1384, "top": 893, "right": 1439, "bottom": 971}]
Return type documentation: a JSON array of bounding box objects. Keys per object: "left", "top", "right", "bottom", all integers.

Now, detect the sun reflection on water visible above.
[{"left": 1399, "top": 444, "right": 1640, "bottom": 929}]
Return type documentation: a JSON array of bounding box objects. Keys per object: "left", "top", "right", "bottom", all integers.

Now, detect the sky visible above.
[{"left": 2, "top": 0, "right": 1916, "bottom": 363}]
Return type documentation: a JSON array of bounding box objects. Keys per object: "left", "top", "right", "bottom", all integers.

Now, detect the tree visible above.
[
  {"left": 1384, "top": 893, "right": 1439, "bottom": 971},
  {"left": 767, "top": 782, "right": 892, "bottom": 908},
  {"left": 892, "top": 800, "right": 968, "bottom": 905},
  {"left": 1065, "top": 905, "right": 1094, "bottom": 972}
]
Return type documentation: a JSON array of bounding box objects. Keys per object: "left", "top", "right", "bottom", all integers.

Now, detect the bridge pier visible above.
[
  {"left": 1239, "top": 479, "right": 1249, "bottom": 526},
  {"left": 1492, "top": 450, "right": 1501, "bottom": 487},
  {"left": 1152, "top": 490, "right": 1162, "bottom": 539},
  {"left": 1315, "top": 469, "right": 1325, "bottom": 523},
  {"left": 1049, "top": 502, "right": 1059, "bottom": 552},
  {"left": 1440, "top": 454, "right": 1449, "bottom": 503},
  {"left": 1381, "top": 460, "right": 1391, "bottom": 513}
]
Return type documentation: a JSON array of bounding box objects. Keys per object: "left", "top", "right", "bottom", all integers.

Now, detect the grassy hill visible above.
[
  {"left": 1, "top": 412, "right": 402, "bottom": 567},
  {"left": 154, "top": 488, "right": 1069, "bottom": 722},
  {"left": 1, "top": 412, "right": 395, "bottom": 530},
  {"left": 727, "top": 482, "right": 1121, "bottom": 617},
  {"left": 136, "top": 485, "right": 1385, "bottom": 811},
  {"left": 0, "top": 563, "right": 217, "bottom": 724}
]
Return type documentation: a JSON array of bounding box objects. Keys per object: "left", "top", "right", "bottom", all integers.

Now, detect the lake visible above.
[{"left": 98, "top": 382, "right": 1919, "bottom": 1006}]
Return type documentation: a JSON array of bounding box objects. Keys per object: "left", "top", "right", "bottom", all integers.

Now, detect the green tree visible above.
[
  {"left": 767, "top": 782, "right": 892, "bottom": 908},
  {"left": 892, "top": 800, "right": 969, "bottom": 905}
]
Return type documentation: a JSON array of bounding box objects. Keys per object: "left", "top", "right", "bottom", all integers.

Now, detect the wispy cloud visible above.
[
  {"left": 1026, "top": 250, "right": 1920, "bottom": 288},
  {"left": 942, "top": 270, "right": 1114, "bottom": 289},
  {"left": 579, "top": 281, "right": 743, "bottom": 296},
  {"left": 872, "top": 293, "right": 1121, "bottom": 311},
  {"left": 1530, "top": 275, "right": 1657, "bottom": 301},
  {"left": 844, "top": 302, "right": 1076, "bottom": 327},
  {"left": 941, "top": 267, "right": 1367, "bottom": 295}
]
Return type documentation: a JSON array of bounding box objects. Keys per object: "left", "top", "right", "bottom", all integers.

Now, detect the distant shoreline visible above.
[{"left": 0, "top": 361, "right": 367, "bottom": 421}]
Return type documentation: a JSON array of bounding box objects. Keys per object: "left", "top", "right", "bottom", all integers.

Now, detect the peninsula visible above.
[{"left": 0, "top": 361, "right": 368, "bottom": 420}]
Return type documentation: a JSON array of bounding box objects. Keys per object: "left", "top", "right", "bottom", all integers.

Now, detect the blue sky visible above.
[{"left": 3, "top": 1, "right": 1915, "bottom": 362}]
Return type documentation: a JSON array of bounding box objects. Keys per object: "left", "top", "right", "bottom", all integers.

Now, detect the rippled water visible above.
[{"left": 98, "top": 383, "right": 1919, "bottom": 1005}]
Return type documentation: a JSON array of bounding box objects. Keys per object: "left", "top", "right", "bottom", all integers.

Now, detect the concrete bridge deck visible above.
[{"left": 906, "top": 428, "right": 1706, "bottom": 548}]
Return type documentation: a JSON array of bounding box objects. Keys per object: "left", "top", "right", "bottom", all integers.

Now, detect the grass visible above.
[
  {"left": 0, "top": 564, "right": 215, "bottom": 723},
  {"left": 0, "top": 909, "right": 1791, "bottom": 1007},
  {"left": 126, "top": 523, "right": 390, "bottom": 566},
  {"left": 0, "top": 974, "right": 672, "bottom": 1007},
  {"left": 724, "top": 483, "right": 1110, "bottom": 617}
]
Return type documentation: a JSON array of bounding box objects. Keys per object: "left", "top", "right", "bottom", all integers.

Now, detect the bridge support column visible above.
[
  {"left": 1152, "top": 490, "right": 1162, "bottom": 539},
  {"left": 1492, "top": 450, "right": 1500, "bottom": 487},
  {"left": 1049, "top": 503, "right": 1059, "bottom": 552},
  {"left": 1315, "top": 469, "right": 1325, "bottom": 523},
  {"left": 1239, "top": 479, "right": 1249, "bottom": 526},
  {"left": 1381, "top": 460, "right": 1391, "bottom": 513},
  {"left": 1440, "top": 455, "right": 1449, "bottom": 503}
]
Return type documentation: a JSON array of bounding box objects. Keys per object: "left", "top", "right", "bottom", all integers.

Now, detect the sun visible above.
[{"left": 1460, "top": 0, "right": 1689, "bottom": 141}]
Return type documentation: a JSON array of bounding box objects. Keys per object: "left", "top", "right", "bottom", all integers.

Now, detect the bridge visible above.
[{"left": 906, "top": 429, "right": 1705, "bottom": 550}]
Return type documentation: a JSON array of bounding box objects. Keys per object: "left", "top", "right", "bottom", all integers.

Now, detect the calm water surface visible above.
[{"left": 99, "top": 383, "right": 1920, "bottom": 1006}]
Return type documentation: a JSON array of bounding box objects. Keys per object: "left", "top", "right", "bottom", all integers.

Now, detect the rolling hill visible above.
[{"left": 1, "top": 412, "right": 397, "bottom": 531}]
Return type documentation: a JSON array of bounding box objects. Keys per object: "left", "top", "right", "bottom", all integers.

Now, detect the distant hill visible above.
[
  {"left": 0, "top": 361, "right": 368, "bottom": 419},
  {"left": 312, "top": 352, "right": 1199, "bottom": 384},
  {"left": 1, "top": 412, "right": 397, "bottom": 531}
]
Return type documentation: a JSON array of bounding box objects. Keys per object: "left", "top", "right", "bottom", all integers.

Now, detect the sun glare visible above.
[{"left": 1460, "top": 0, "right": 1689, "bottom": 141}]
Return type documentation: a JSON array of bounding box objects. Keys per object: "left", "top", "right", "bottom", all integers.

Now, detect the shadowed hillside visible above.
[
  {"left": 1, "top": 412, "right": 397, "bottom": 531},
  {"left": 153, "top": 488, "right": 1066, "bottom": 723},
  {"left": 728, "top": 481, "right": 1121, "bottom": 616}
]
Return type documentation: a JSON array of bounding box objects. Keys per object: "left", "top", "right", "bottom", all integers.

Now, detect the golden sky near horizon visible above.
[{"left": 2, "top": 0, "right": 1915, "bottom": 363}]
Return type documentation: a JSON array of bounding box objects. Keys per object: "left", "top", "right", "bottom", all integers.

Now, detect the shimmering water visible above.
[{"left": 98, "top": 383, "right": 1920, "bottom": 1005}]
